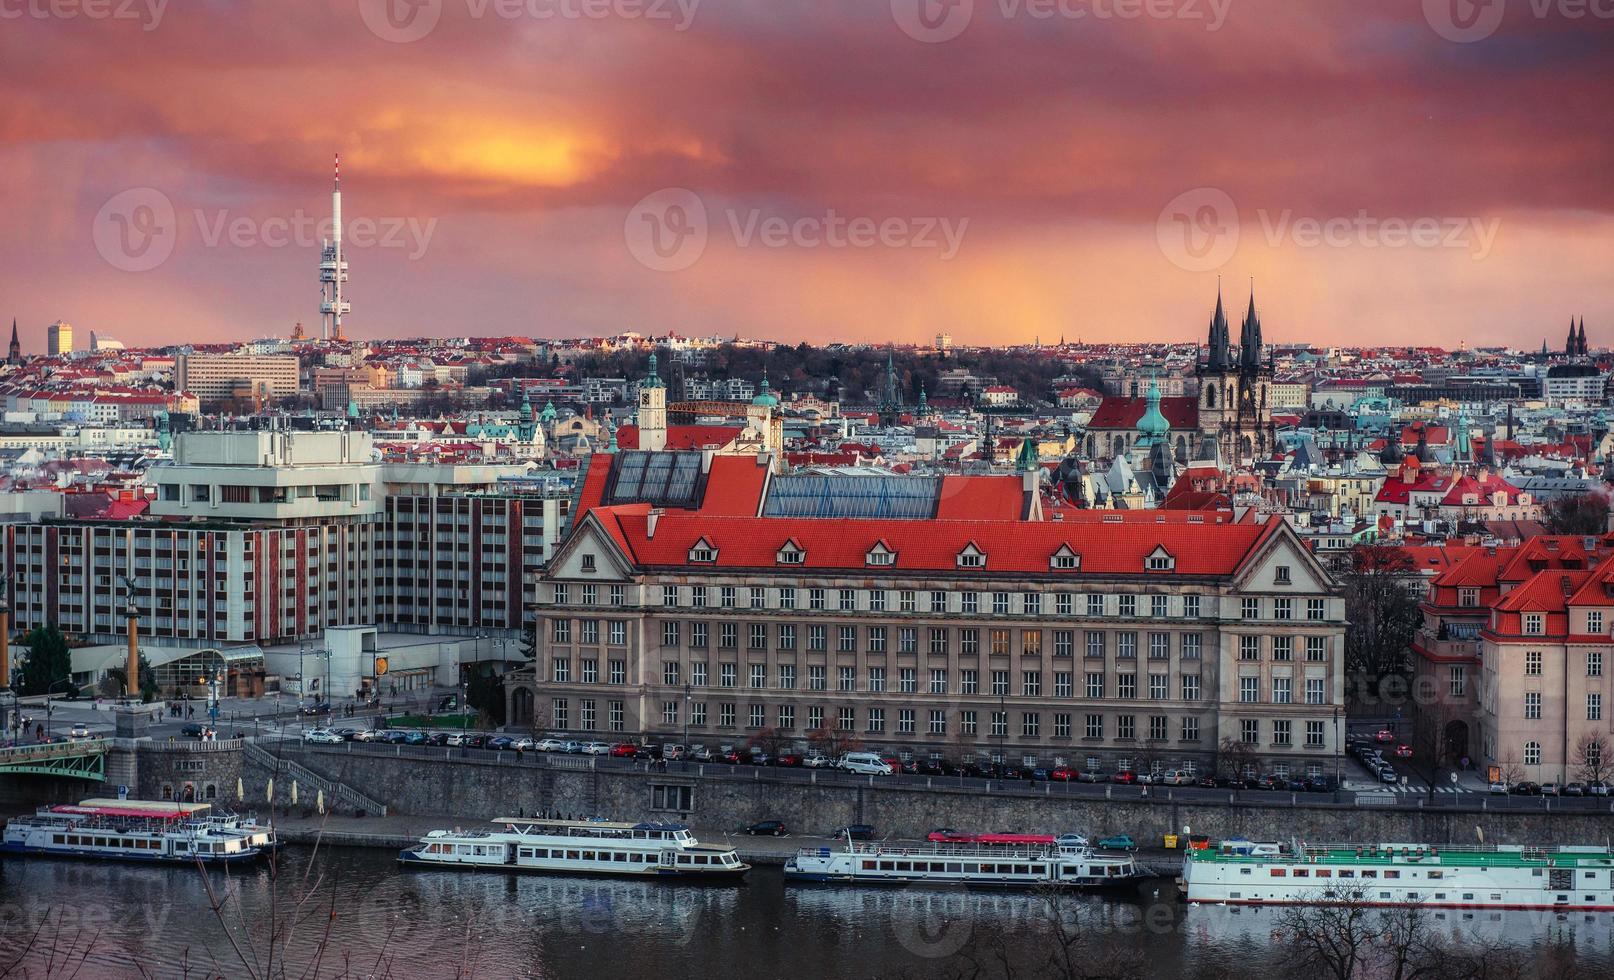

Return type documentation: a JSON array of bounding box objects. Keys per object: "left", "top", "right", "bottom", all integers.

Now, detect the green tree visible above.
[
  {"left": 1544, "top": 492, "right": 1610, "bottom": 535},
  {"left": 466, "top": 667, "right": 507, "bottom": 727},
  {"left": 17, "top": 626, "right": 76, "bottom": 698},
  {"left": 103, "top": 654, "right": 159, "bottom": 703}
]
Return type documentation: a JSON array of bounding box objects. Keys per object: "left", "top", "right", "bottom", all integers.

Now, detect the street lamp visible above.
[
  {"left": 44, "top": 677, "right": 74, "bottom": 740},
  {"left": 682, "top": 681, "right": 691, "bottom": 769},
  {"left": 1333, "top": 706, "right": 1342, "bottom": 802}
]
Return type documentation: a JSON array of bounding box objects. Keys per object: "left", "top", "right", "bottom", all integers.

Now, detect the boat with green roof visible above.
[{"left": 1181, "top": 839, "right": 1614, "bottom": 911}]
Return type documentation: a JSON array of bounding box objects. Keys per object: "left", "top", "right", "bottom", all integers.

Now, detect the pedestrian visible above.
[
  {"left": 516, "top": 745, "right": 524, "bottom": 763},
  {"left": 35, "top": 724, "right": 43, "bottom": 741}
]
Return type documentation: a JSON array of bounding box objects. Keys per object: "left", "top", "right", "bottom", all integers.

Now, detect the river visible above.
[{"left": 0, "top": 847, "right": 1610, "bottom": 978}]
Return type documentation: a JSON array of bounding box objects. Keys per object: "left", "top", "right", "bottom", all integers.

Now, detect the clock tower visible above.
[{"left": 639, "top": 352, "right": 667, "bottom": 452}]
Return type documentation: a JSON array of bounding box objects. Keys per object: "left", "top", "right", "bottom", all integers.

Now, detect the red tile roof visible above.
[
  {"left": 615, "top": 424, "right": 742, "bottom": 451},
  {"left": 1087, "top": 396, "right": 1199, "bottom": 430}
]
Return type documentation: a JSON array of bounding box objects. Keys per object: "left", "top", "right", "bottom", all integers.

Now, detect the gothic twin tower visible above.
[{"left": 1195, "top": 290, "right": 1275, "bottom": 463}]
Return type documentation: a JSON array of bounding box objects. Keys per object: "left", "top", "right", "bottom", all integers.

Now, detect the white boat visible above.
[
  {"left": 784, "top": 837, "right": 1144, "bottom": 889},
  {"left": 398, "top": 818, "right": 749, "bottom": 879},
  {"left": 1181, "top": 841, "right": 1614, "bottom": 910},
  {"left": 0, "top": 799, "right": 264, "bottom": 864}
]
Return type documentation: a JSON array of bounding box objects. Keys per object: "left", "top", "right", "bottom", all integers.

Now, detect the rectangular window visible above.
[
  {"left": 1306, "top": 678, "right": 1326, "bottom": 705},
  {"left": 867, "top": 666, "right": 886, "bottom": 692},
  {"left": 1272, "top": 720, "right": 1292, "bottom": 746},
  {"left": 991, "top": 670, "right": 1010, "bottom": 696},
  {"left": 1240, "top": 719, "right": 1259, "bottom": 744},
  {"left": 1086, "top": 632, "right": 1106, "bottom": 659},
  {"left": 900, "top": 590, "right": 916, "bottom": 613},
  {"left": 1149, "top": 715, "right": 1168, "bottom": 741},
  {"left": 839, "top": 589, "right": 856, "bottom": 612},
  {"left": 778, "top": 705, "right": 794, "bottom": 730},
  {"left": 960, "top": 669, "right": 978, "bottom": 695},
  {"left": 809, "top": 666, "right": 826, "bottom": 691},
  {"left": 1053, "top": 713, "right": 1071, "bottom": 738},
  {"left": 609, "top": 660, "right": 626, "bottom": 685},
  {"left": 868, "top": 626, "right": 887, "bottom": 654},
  {"left": 991, "top": 711, "right": 1008, "bottom": 738},
  {"left": 867, "top": 708, "right": 885, "bottom": 733},
  {"left": 719, "top": 703, "right": 735, "bottom": 728},
  {"left": 960, "top": 628, "right": 980, "bottom": 655},
  {"left": 1306, "top": 720, "right": 1325, "bottom": 747},
  {"left": 750, "top": 586, "right": 765, "bottom": 609},
  {"left": 1087, "top": 594, "right": 1105, "bottom": 617},
  {"left": 1524, "top": 691, "right": 1541, "bottom": 720},
  {"left": 1183, "top": 594, "right": 1200, "bottom": 618},
  {"left": 1273, "top": 636, "right": 1293, "bottom": 662},
  {"left": 1021, "top": 713, "right": 1040, "bottom": 738},
  {"left": 899, "top": 628, "right": 917, "bottom": 654},
  {"left": 838, "top": 707, "right": 855, "bottom": 731},
  {"left": 1307, "top": 598, "right": 1325, "bottom": 621},
  {"left": 1524, "top": 613, "right": 1544, "bottom": 635},
  {"left": 690, "top": 586, "right": 707, "bottom": 609},
  {"left": 1448, "top": 664, "right": 1465, "bottom": 697},
  {"left": 751, "top": 664, "right": 767, "bottom": 690},
  {"left": 1117, "top": 673, "right": 1137, "bottom": 699},
  {"left": 1526, "top": 651, "right": 1542, "bottom": 675},
  {"left": 609, "top": 700, "right": 624, "bottom": 732},
  {"left": 1240, "top": 676, "right": 1260, "bottom": 703},
  {"left": 1274, "top": 598, "right": 1293, "bottom": 621},
  {"left": 1273, "top": 677, "right": 1292, "bottom": 704},
  {"left": 1024, "top": 593, "right": 1042, "bottom": 616},
  {"left": 930, "top": 591, "right": 947, "bottom": 613},
  {"left": 1590, "top": 693, "right": 1603, "bottom": 721},
  {"left": 1149, "top": 674, "right": 1168, "bottom": 700},
  {"left": 1086, "top": 672, "right": 1105, "bottom": 699},
  {"left": 931, "top": 669, "right": 948, "bottom": 695},
  {"left": 1306, "top": 636, "right": 1326, "bottom": 662},
  {"left": 1085, "top": 714, "right": 1103, "bottom": 739},
  {"left": 838, "top": 626, "right": 856, "bottom": 653},
  {"left": 609, "top": 621, "right": 626, "bottom": 646},
  {"left": 554, "top": 699, "right": 570, "bottom": 728},
  {"left": 691, "top": 662, "right": 707, "bottom": 687},
  {"left": 1054, "top": 631, "right": 1073, "bottom": 658},
  {"left": 807, "top": 706, "right": 824, "bottom": 730},
  {"left": 869, "top": 590, "right": 887, "bottom": 613},
  {"left": 719, "top": 663, "right": 736, "bottom": 688},
  {"left": 931, "top": 629, "right": 949, "bottom": 655},
  {"left": 809, "top": 588, "right": 826, "bottom": 610},
  {"left": 1149, "top": 633, "right": 1170, "bottom": 660},
  {"left": 749, "top": 623, "right": 767, "bottom": 650},
  {"left": 838, "top": 666, "right": 855, "bottom": 692},
  {"left": 1117, "top": 633, "right": 1136, "bottom": 659},
  {"left": 1591, "top": 651, "right": 1605, "bottom": 677},
  {"left": 808, "top": 626, "right": 826, "bottom": 652},
  {"left": 1117, "top": 714, "right": 1135, "bottom": 740},
  {"left": 779, "top": 664, "right": 796, "bottom": 690},
  {"left": 580, "top": 659, "right": 598, "bottom": 684},
  {"left": 552, "top": 619, "right": 572, "bottom": 643},
  {"left": 990, "top": 629, "right": 1011, "bottom": 656},
  {"left": 899, "top": 709, "right": 916, "bottom": 734},
  {"left": 1056, "top": 594, "right": 1073, "bottom": 616},
  {"left": 1118, "top": 595, "right": 1137, "bottom": 618},
  {"left": 779, "top": 587, "right": 796, "bottom": 610},
  {"left": 961, "top": 710, "right": 977, "bottom": 736},
  {"left": 1151, "top": 595, "right": 1169, "bottom": 618},
  {"left": 720, "top": 586, "right": 736, "bottom": 608},
  {"left": 993, "top": 592, "right": 1010, "bottom": 615},
  {"left": 719, "top": 622, "right": 737, "bottom": 649},
  {"left": 1181, "top": 674, "right": 1201, "bottom": 701},
  {"left": 1181, "top": 633, "right": 1201, "bottom": 660},
  {"left": 610, "top": 584, "right": 625, "bottom": 606},
  {"left": 1239, "top": 636, "right": 1261, "bottom": 661},
  {"left": 553, "top": 658, "right": 571, "bottom": 683},
  {"left": 961, "top": 591, "right": 979, "bottom": 614},
  {"left": 1181, "top": 716, "right": 1200, "bottom": 741},
  {"left": 1242, "top": 597, "right": 1260, "bottom": 620},
  {"left": 1022, "top": 671, "right": 1041, "bottom": 697},
  {"left": 778, "top": 624, "right": 797, "bottom": 650},
  {"left": 1054, "top": 672, "right": 1072, "bottom": 697}
]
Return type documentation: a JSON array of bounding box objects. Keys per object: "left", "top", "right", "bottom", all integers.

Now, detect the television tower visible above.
[{"left": 319, "top": 153, "right": 350, "bottom": 342}]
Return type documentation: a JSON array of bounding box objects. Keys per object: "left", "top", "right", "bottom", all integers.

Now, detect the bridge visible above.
[{"left": 0, "top": 739, "right": 108, "bottom": 781}]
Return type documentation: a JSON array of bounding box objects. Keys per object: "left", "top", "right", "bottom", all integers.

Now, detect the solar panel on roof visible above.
[
  {"left": 763, "top": 474, "right": 940, "bottom": 519},
  {"left": 605, "top": 451, "right": 705, "bottom": 508}
]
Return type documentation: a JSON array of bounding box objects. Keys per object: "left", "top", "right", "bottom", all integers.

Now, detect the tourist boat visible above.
[
  {"left": 783, "top": 837, "right": 1144, "bottom": 889},
  {"left": 398, "top": 817, "right": 749, "bottom": 879},
  {"left": 0, "top": 798, "right": 265, "bottom": 864},
  {"left": 204, "top": 810, "right": 281, "bottom": 851},
  {"left": 1181, "top": 840, "right": 1614, "bottom": 910}
]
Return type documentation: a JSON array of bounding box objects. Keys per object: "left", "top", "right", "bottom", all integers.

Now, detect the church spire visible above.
[
  {"left": 1240, "top": 287, "right": 1263, "bottom": 372},
  {"left": 1205, "top": 284, "right": 1229, "bottom": 371},
  {"left": 6, "top": 318, "right": 19, "bottom": 365}
]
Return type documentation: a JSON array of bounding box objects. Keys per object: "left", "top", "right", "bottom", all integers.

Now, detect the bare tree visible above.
[
  {"left": 1407, "top": 701, "right": 1451, "bottom": 800},
  {"left": 1216, "top": 735, "right": 1254, "bottom": 781},
  {"left": 1497, "top": 749, "right": 1525, "bottom": 788},
  {"left": 907, "top": 883, "right": 1149, "bottom": 980},
  {"left": 1573, "top": 732, "right": 1612, "bottom": 785}
]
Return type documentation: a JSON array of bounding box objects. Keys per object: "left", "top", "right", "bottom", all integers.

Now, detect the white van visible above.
[{"left": 839, "top": 752, "right": 893, "bottom": 775}]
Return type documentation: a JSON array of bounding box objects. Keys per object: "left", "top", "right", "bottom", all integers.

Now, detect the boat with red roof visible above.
[{"left": 0, "top": 798, "right": 269, "bottom": 864}]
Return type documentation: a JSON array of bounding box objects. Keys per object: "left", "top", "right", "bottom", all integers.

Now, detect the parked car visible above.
[
  {"left": 776, "top": 753, "right": 804, "bottom": 768},
  {"left": 424, "top": 732, "right": 449, "bottom": 746},
  {"left": 352, "top": 729, "right": 382, "bottom": 742},
  {"left": 802, "top": 754, "right": 831, "bottom": 769},
  {"left": 1306, "top": 775, "right": 1335, "bottom": 793},
  {"left": 1375, "top": 729, "right": 1395, "bottom": 743},
  {"left": 445, "top": 733, "right": 466, "bottom": 747},
  {"left": 486, "top": 736, "right": 514, "bottom": 751},
  {"left": 303, "top": 729, "right": 342, "bottom": 745},
  {"left": 610, "top": 743, "right": 639, "bottom": 758},
  {"left": 1254, "top": 775, "right": 1283, "bottom": 791},
  {"left": 1110, "top": 771, "right": 1137, "bottom": 785},
  {"left": 718, "top": 749, "right": 742, "bottom": 765},
  {"left": 1562, "top": 782, "right": 1588, "bottom": 797},
  {"left": 1029, "top": 768, "right": 1051, "bottom": 781},
  {"left": 1509, "top": 781, "right": 1541, "bottom": 795},
  {"left": 463, "top": 734, "right": 490, "bottom": 749},
  {"left": 1157, "top": 770, "right": 1191, "bottom": 786},
  {"left": 839, "top": 752, "right": 893, "bottom": 775},
  {"left": 1540, "top": 782, "right": 1561, "bottom": 796},
  {"left": 1049, "top": 767, "right": 1075, "bottom": 782},
  {"left": 838, "top": 824, "right": 877, "bottom": 841},
  {"left": 535, "top": 738, "right": 566, "bottom": 752},
  {"left": 68, "top": 724, "right": 91, "bottom": 739},
  {"left": 181, "top": 723, "right": 204, "bottom": 737},
  {"left": 1096, "top": 835, "right": 1137, "bottom": 851},
  {"left": 1394, "top": 744, "right": 1414, "bottom": 759},
  {"left": 380, "top": 730, "right": 408, "bottom": 744},
  {"left": 581, "top": 741, "right": 611, "bottom": 755},
  {"left": 510, "top": 737, "right": 536, "bottom": 751},
  {"left": 1589, "top": 781, "right": 1612, "bottom": 796},
  {"left": 1488, "top": 780, "right": 1508, "bottom": 794},
  {"left": 745, "top": 820, "right": 788, "bottom": 837},
  {"left": 928, "top": 828, "right": 971, "bottom": 843},
  {"left": 404, "top": 731, "right": 426, "bottom": 745},
  {"left": 331, "top": 727, "right": 359, "bottom": 740},
  {"left": 916, "top": 760, "right": 945, "bottom": 776},
  {"left": 745, "top": 750, "right": 772, "bottom": 766},
  {"left": 1055, "top": 834, "right": 1090, "bottom": 848},
  {"left": 560, "top": 740, "right": 583, "bottom": 754},
  {"left": 1378, "top": 768, "right": 1399, "bottom": 784}
]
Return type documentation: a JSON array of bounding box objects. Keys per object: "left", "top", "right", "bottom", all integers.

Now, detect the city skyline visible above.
[{"left": 1, "top": 2, "right": 1611, "bottom": 350}]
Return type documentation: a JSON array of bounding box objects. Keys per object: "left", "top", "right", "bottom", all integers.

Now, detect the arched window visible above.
[
  {"left": 161, "top": 784, "right": 173, "bottom": 800},
  {"left": 1204, "top": 383, "right": 1217, "bottom": 409},
  {"left": 1524, "top": 741, "right": 1541, "bottom": 766},
  {"left": 204, "top": 783, "right": 218, "bottom": 800}
]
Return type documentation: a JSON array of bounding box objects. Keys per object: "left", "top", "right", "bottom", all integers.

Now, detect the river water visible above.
[{"left": 1, "top": 847, "right": 1611, "bottom": 978}]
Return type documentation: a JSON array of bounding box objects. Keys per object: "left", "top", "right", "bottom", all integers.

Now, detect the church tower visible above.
[
  {"left": 1196, "top": 287, "right": 1274, "bottom": 463},
  {"left": 638, "top": 352, "right": 668, "bottom": 452},
  {"left": 6, "top": 319, "right": 19, "bottom": 365}
]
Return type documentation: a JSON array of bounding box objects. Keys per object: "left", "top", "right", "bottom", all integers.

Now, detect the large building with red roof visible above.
[
  {"left": 1412, "top": 535, "right": 1614, "bottom": 782},
  {"left": 508, "top": 449, "right": 1347, "bottom": 776}
]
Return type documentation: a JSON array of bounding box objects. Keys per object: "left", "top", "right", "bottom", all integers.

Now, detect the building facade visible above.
[
  {"left": 174, "top": 354, "right": 301, "bottom": 407},
  {"left": 512, "top": 455, "right": 1347, "bottom": 778}
]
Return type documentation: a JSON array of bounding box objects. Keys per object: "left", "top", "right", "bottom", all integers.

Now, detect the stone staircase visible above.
[{"left": 243, "top": 742, "right": 388, "bottom": 817}]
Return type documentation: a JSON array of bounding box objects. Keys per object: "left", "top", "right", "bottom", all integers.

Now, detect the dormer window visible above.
[
  {"left": 957, "top": 544, "right": 986, "bottom": 569},
  {"left": 1145, "top": 546, "right": 1175, "bottom": 572},
  {"left": 688, "top": 538, "right": 717, "bottom": 564},
  {"left": 1050, "top": 545, "right": 1080, "bottom": 571},
  {"left": 866, "top": 542, "right": 896, "bottom": 567},
  {"left": 777, "top": 540, "right": 805, "bottom": 565}
]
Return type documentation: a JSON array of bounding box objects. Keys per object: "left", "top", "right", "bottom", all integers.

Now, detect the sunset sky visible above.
[{"left": 2, "top": 0, "right": 1610, "bottom": 351}]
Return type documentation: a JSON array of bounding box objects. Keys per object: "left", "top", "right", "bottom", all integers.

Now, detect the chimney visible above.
[{"left": 1561, "top": 575, "right": 1573, "bottom": 596}]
